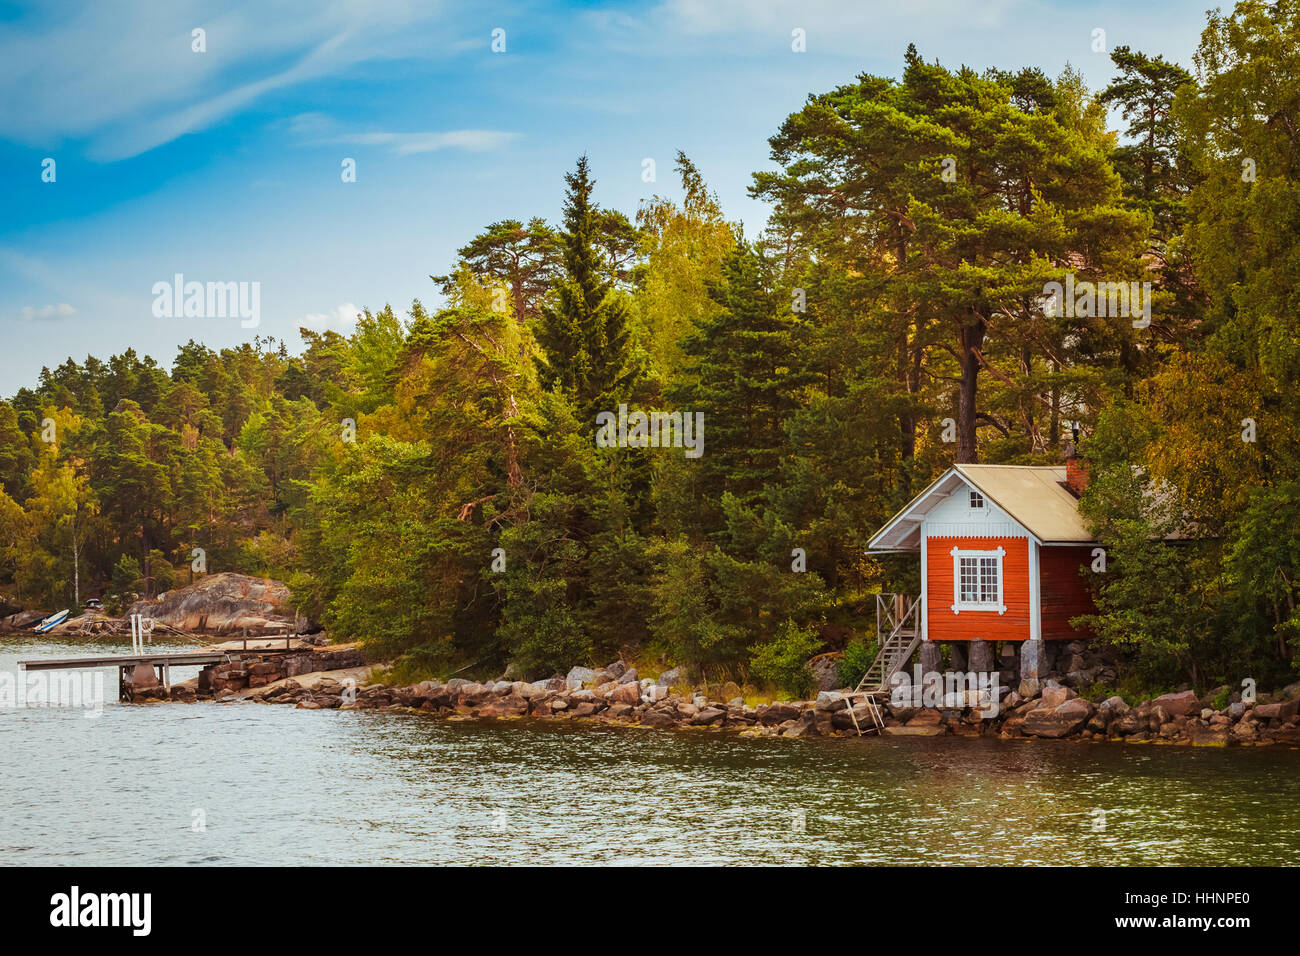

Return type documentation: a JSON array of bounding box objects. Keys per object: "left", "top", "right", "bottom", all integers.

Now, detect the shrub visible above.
[
  {"left": 837, "top": 638, "right": 877, "bottom": 688},
  {"left": 750, "top": 619, "right": 822, "bottom": 698}
]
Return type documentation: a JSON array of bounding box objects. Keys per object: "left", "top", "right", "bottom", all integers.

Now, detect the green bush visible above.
[
  {"left": 837, "top": 638, "right": 877, "bottom": 688},
  {"left": 750, "top": 619, "right": 822, "bottom": 698},
  {"left": 110, "top": 554, "right": 141, "bottom": 601}
]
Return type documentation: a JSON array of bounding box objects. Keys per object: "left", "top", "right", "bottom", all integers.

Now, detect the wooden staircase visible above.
[{"left": 844, "top": 594, "right": 921, "bottom": 735}]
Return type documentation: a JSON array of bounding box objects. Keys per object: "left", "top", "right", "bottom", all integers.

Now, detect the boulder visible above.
[
  {"left": 1255, "top": 699, "right": 1300, "bottom": 721},
  {"left": 1041, "top": 684, "right": 1077, "bottom": 709},
  {"left": 565, "top": 666, "right": 596, "bottom": 689},
  {"left": 126, "top": 572, "right": 301, "bottom": 635},
  {"left": 884, "top": 724, "right": 945, "bottom": 737},
  {"left": 1152, "top": 690, "right": 1201, "bottom": 718},
  {"left": 831, "top": 703, "right": 874, "bottom": 730},
  {"left": 808, "top": 653, "right": 842, "bottom": 692},
  {"left": 690, "top": 707, "right": 726, "bottom": 727},
  {"left": 608, "top": 682, "right": 641, "bottom": 706},
  {"left": 656, "top": 667, "right": 682, "bottom": 687},
  {"left": 906, "top": 708, "right": 943, "bottom": 727},
  {"left": 480, "top": 695, "right": 528, "bottom": 718},
  {"left": 815, "top": 691, "right": 847, "bottom": 712},
  {"left": 1100, "top": 695, "right": 1129, "bottom": 716},
  {"left": 1230, "top": 720, "right": 1258, "bottom": 742},
  {"left": 1022, "top": 698, "right": 1094, "bottom": 738},
  {"left": 641, "top": 709, "right": 677, "bottom": 729},
  {"left": 920, "top": 642, "right": 942, "bottom": 673},
  {"left": 782, "top": 710, "right": 817, "bottom": 738},
  {"left": 1112, "top": 711, "right": 1148, "bottom": 736},
  {"left": 617, "top": 667, "right": 639, "bottom": 685},
  {"left": 757, "top": 702, "right": 802, "bottom": 725}
]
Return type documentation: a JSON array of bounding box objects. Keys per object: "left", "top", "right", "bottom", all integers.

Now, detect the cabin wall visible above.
[
  {"left": 924, "top": 535, "right": 1032, "bottom": 642},
  {"left": 1039, "top": 545, "right": 1097, "bottom": 640}
]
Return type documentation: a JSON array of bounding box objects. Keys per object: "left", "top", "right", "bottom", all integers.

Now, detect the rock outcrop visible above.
[{"left": 127, "top": 573, "right": 303, "bottom": 635}]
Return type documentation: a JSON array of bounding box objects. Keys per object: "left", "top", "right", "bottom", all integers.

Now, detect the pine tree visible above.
[{"left": 1101, "top": 46, "right": 1195, "bottom": 239}]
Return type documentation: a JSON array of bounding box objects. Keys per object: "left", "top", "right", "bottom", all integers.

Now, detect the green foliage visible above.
[
  {"left": 750, "top": 620, "right": 823, "bottom": 698},
  {"left": 838, "top": 639, "right": 877, "bottom": 689},
  {"left": 4, "top": 25, "right": 1300, "bottom": 694},
  {"left": 110, "top": 554, "right": 141, "bottom": 601}
]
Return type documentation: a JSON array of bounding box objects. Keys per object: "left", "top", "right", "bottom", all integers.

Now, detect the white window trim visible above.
[{"left": 950, "top": 545, "right": 1006, "bottom": 614}]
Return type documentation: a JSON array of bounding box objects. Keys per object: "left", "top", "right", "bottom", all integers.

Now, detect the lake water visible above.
[{"left": 3, "top": 635, "right": 1299, "bottom": 866}]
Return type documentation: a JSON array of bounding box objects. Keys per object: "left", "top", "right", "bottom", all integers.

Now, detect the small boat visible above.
[{"left": 34, "top": 609, "right": 70, "bottom": 633}]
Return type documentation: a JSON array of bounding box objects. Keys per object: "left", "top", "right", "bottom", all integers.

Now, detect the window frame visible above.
[
  {"left": 969, "top": 490, "right": 984, "bottom": 509},
  {"left": 949, "top": 545, "right": 1006, "bottom": 614}
]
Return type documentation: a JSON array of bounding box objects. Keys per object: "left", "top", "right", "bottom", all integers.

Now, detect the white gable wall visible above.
[{"left": 922, "top": 478, "right": 1032, "bottom": 540}]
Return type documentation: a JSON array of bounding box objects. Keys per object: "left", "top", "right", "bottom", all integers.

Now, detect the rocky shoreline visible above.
[{"left": 132, "top": 652, "right": 1300, "bottom": 749}]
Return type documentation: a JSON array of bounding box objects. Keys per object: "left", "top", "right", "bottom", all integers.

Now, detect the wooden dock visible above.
[
  {"left": 18, "top": 651, "right": 234, "bottom": 702},
  {"left": 17, "top": 651, "right": 230, "bottom": 672},
  {"left": 16, "top": 635, "right": 315, "bottom": 701}
]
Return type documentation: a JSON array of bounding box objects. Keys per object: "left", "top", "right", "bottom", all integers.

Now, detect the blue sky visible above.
[{"left": 0, "top": 0, "right": 1207, "bottom": 395}]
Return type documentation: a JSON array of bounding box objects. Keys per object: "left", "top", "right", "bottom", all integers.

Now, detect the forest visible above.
[{"left": 3, "top": 1, "right": 1299, "bottom": 697}]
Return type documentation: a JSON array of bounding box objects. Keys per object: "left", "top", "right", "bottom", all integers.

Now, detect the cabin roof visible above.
[{"left": 868, "top": 464, "right": 1094, "bottom": 551}]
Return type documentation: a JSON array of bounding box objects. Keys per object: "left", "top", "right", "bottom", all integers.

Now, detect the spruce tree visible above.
[
  {"left": 535, "top": 156, "right": 638, "bottom": 422},
  {"left": 674, "top": 240, "right": 800, "bottom": 509}
]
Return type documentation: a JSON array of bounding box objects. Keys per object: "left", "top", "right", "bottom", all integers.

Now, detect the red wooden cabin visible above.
[{"left": 868, "top": 462, "right": 1096, "bottom": 645}]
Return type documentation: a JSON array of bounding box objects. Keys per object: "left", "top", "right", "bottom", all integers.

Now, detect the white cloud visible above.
[
  {"left": 339, "top": 129, "right": 521, "bottom": 155},
  {"left": 21, "top": 303, "right": 77, "bottom": 321},
  {"left": 646, "top": 0, "right": 1025, "bottom": 37},
  {"left": 298, "top": 302, "right": 362, "bottom": 332},
  {"left": 290, "top": 113, "right": 519, "bottom": 156},
  {"left": 0, "top": 1, "right": 452, "bottom": 160}
]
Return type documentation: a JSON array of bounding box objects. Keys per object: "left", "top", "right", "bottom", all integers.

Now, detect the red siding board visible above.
[
  {"left": 925, "top": 536, "right": 1031, "bottom": 642},
  {"left": 1039, "top": 545, "right": 1096, "bottom": 641}
]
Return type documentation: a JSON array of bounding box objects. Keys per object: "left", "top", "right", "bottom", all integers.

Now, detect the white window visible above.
[
  {"left": 950, "top": 546, "right": 1006, "bottom": 614},
  {"left": 969, "top": 490, "right": 984, "bottom": 509}
]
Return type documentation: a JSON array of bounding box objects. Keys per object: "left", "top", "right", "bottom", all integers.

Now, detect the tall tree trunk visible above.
[
  {"left": 897, "top": 329, "right": 916, "bottom": 493},
  {"left": 1049, "top": 360, "right": 1061, "bottom": 448},
  {"left": 956, "top": 313, "right": 986, "bottom": 463}
]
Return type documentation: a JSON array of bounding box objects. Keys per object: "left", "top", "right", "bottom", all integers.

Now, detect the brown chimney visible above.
[
  {"left": 1066, "top": 454, "right": 1090, "bottom": 496},
  {"left": 1064, "top": 423, "right": 1089, "bottom": 496}
]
